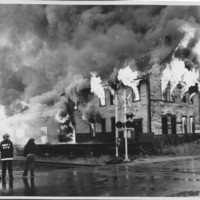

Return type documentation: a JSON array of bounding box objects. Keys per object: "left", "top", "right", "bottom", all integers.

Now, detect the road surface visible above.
[{"left": 1, "top": 156, "right": 200, "bottom": 197}]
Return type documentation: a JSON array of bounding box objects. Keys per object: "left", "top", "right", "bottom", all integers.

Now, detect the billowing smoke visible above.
[
  {"left": 0, "top": 5, "right": 200, "bottom": 143},
  {"left": 82, "top": 102, "right": 102, "bottom": 124}
]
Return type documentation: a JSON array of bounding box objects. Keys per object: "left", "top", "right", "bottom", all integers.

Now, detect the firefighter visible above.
[
  {"left": 0, "top": 133, "right": 14, "bottom": 179},
  {"left": 22, "top": 138, "right": 38, "bottom": 178}
]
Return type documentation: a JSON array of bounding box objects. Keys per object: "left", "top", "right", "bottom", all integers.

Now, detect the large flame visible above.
[
  {"left": 90, "top": 72, "right": 106, "bottom": 105},
  {"left": 162, "top": 57, "right": 186, "bottom": 94},
  {"left": 117, "top": 66, "right": 140, "bottom": 100},
  {"left": 162, "top": 23, "right": 200, "bottom": 98},
  {"left": 162, "top": 56, "right": 200, "bottom": 98}
]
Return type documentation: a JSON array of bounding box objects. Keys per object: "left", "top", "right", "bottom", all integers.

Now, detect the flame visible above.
[
  {"left": 41, "top": 126, "right": 48, "bottom": 144},
  {"left": 162, "top": 58, "right": 186, "bottom": 94},
  {"left": 90, "top": 72, "right": 105, "bottom": 105},
  {"left": 162, "top": 23, "right": 200, "bottom": 98},
  {"left": 179, "top": 24, "right": 196, "bottom": 48},
  {"left": 162, "top": 56, "right": 200, "bottom": 98},
  {"left": 117, "top": 66, "right": 140, "bottom": 100},
  {"left": 41, "top": 136, "right": 47, "bottom": 144}
]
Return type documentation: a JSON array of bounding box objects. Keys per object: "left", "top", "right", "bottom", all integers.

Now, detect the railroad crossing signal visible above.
[{"left": 115, "top": 121, "right": 136, "bottom": 130}]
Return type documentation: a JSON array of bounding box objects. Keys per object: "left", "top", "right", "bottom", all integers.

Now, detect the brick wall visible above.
[
  {"left": 149, "top": 65, "right": 197, "bottom": 135},
  {"left": 73, "top": 79, "right": 150, "bottom": 143},
  {"left": 46, "top": 64, "right": 199, "bottom": 143},
  {"left": 74, "top": 92, "right": 116, "bottom": 142}
]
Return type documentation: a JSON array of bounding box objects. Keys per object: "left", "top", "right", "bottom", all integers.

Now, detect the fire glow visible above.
[
  {"left": 162, "top": 56, "right": 200, "bottom": 98},
  {"left": 1, "top": 5, "right": 200, "bottom": 145},
  {"left": 90, "top": 72, "right": 106, "bottom": 105},
  {"left": 117, "top": 66, "right": 140, "bottom": 101},
  {"left": 162, "top": 24, "right": 200, "bottom": 99}
]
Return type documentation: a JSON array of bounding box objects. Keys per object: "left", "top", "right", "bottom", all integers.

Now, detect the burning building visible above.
[
  {"left": 55, "top": 27, "right": 200, "bottom": 144},
  {"left": 67, "top": 62, "right": 200, "bottom": 144},
  {"left": 0, "top": 5, "right": 200, "bottom": 147},
  {"left": 50, "top": 47, "right": 200, "bottom": 145}
]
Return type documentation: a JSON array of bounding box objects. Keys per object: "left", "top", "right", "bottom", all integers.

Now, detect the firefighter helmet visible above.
[{"left": 3, "top": 133, "right": 10, "bottom": 139}]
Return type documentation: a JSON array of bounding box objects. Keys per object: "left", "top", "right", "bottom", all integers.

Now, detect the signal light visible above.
[
  {"left": 115, "top": 121, "right": 124, "bottom": 129},
  {"left": 125, "top": 121, "right": 132, "bottom": 128},
  {"left": 125, "top": 121, "right": 136, "bottom": 129},
  {"left": 115, "top": 121, "right": 136, "bottom": 129}
]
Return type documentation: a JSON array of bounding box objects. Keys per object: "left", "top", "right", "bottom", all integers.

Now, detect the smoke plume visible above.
[{"left": 0, "top": 5, "right": 200, "bottom": 143}]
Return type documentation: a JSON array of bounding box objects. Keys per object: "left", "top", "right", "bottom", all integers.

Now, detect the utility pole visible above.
[
  {"left": 115, "top": 91, "right": 119, "bottom": 157},
  {"left": 124, "top": 89, "right": 130, "bottom": 162}
]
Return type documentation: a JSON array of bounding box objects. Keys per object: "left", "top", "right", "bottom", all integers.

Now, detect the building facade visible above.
[{"left": 73, "top": 65, "right": 200, "bottom": 144}]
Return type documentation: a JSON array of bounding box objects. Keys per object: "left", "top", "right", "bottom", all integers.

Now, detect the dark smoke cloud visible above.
[{"left": 0, "top": 4, "right": 199, "bottom": 117}]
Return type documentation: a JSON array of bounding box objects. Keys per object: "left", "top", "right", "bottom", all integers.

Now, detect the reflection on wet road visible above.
[{"left": 2, "top": 156, "right": 200, "bottom": 196}]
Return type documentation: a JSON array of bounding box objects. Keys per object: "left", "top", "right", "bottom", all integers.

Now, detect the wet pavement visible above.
[{"left": 2, "top": 156, "right": 200, "bottom": 197}]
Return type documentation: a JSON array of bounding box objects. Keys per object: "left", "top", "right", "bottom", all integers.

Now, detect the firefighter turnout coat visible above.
[{"left": 0, "top": 139, "right": 13, "bottom": 161}]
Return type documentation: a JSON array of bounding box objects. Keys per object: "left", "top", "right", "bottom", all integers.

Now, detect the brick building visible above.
[{"left": 73, "top": 64, "right": 200, "bottom": 144}]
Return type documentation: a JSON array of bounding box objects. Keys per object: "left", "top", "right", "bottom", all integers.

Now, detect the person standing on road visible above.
[
  {"left": 0, "top": 133, "right": 14, "bottom": 179},
  {"left": 22, "top": 138, "right": 38, "bottom": 178}
]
